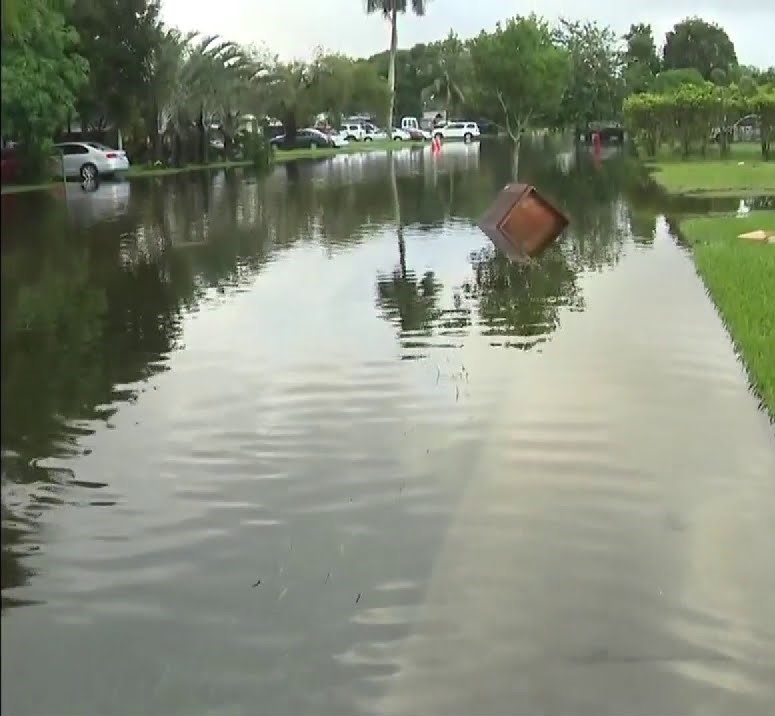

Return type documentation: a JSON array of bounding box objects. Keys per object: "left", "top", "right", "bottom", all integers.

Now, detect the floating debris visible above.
[
  {"left": 252, "top": 579, "right": 261, "bottom": 588},
  {"left": 355, "top": 592, "right": 361, "bottom": 604}
]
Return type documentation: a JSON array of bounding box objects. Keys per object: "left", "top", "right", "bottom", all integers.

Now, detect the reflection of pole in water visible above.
[{"left": 389, "top": 154, "right": 406, "bottom": 278}]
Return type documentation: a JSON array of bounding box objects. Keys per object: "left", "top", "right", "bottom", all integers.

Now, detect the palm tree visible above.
[
  {"left": 146, "top": 27, "right": 185, "bottom": 162},
  {"left": 155, "top": 33, "right": 256, "bottom": 166},
  {"left": 366, "top": 0, "right": 429, "bottom": 130}
]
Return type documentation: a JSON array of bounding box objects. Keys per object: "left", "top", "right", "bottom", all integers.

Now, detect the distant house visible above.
[{"left": 733, "top": 114, "right": 761, "bottom": 142}]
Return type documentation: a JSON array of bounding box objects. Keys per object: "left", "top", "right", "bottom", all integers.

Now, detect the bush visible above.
[
  {"left": 237, "top": 131, "right": 273, "bottom": 171},
  {"left": 623, "top": 83, "right": 775, "bottom": 160}
]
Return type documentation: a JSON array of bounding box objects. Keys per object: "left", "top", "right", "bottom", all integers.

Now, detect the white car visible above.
[
  {"left": 339, "top": 123, "right": 365, "bottom": 141},
  {"left": 391, "top": 128, "right": 412, "bottom": 141},
  {"left": 329, "top": 134, "right": 349, "bottom": 148},
  {"left": 432, "top": 121, "right": 481, "bottom": 142},
  {"left": 54, "top": 141, "right": 130, "bottom": 180},
  {"left": 362, "top": 124, "right": 386, "bottom": 141}
]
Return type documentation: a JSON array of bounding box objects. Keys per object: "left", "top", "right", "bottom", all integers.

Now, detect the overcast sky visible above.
[{"left": 160, "top": 1, "right": 774, "bottom": 68}]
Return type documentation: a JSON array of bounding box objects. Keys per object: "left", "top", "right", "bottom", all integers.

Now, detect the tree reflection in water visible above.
[
  {"left": 375, "top": 152, "right": 443, "bottom": 337},
  {"left": 465, "top": 245, "right": 583, "bottom": 349}
]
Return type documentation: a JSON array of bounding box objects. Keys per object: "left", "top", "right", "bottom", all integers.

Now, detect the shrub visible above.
[{"left": 237, "top": 131, "right": 273, "bottom": 171}]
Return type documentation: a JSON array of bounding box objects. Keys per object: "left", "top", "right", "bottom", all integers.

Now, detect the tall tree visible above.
[
  {"left": 421, "top": 31, "right": 471, "bottom": 118},
  {"left": 469, "top": 16, "right": 568, "bottom": 175},
  {"left": 309, "top": 53, "right": 389, "bottom": 126},
  {"left": 65, "top": 0, "right": 161, "bottom": 139},
  {"left": 623, "top": 23, "right": 660, "bottom": 94},
  {"left": 555, "top": 19, "right": 624, "bottom": 131},
  {"left": 1, "top": 0, "right": 88, "bottom": 178},
  {"left": 365, "top": 0, "right": 428, "bottom": 130},
  {"left": 145, "top": 26, "right": 185, "bottom": 161},
  {"left": 624, "top": 23, "right": 660, "bottom": 73},
  {"left": 663, "top": 17, "right": 738, "bottom": 80},
  {"left": 265, "top": 60, "right": 318, "bottom": 144}
]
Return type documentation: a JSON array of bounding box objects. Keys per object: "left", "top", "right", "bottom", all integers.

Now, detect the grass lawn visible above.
[
  {"left": 648, "top": 142, "right": 775, "bottom": 197},
  {"left": 0, "top": 138, "right": 406, "bottom": 194},
  {"left": 680, "top": 210, "right": 775, "bottom": 419}
]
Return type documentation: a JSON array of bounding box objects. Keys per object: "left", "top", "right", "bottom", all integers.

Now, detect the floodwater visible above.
[{"left": 2, "top": 140, "right": 774, "bottom": 716}]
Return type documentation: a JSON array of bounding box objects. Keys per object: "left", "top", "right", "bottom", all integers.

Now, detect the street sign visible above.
[{"left": 478, "top": 183, "right": 569, "bottom": 261}]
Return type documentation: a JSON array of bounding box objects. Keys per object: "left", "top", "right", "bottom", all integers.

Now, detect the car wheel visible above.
[
  {"left": 464, "top": 132, "right": 473, "bottom": 142},
  {"left": 364, "top": 136, "right": 372, "bottom": 142},
  {"left": 434, "top": 132, "right": 443, "bottom": 141},
  {"left": 393, "top": 136, "right": 402, "bottom": 141},
  {"left": 346, "top": 135, "right": 355, "bottom": 141},
  {"left": 80, "top": 163, "right": 98, "bottom": 181}
]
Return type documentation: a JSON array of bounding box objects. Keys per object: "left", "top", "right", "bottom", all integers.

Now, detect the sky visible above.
[{"left": 160, "top": 0, "right": 775, "bottom": 69}]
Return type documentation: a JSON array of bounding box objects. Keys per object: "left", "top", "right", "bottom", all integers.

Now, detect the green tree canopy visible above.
[
  {"left": 1, "top": 0, "right": 88, "bottom": 177},
  {"left": 64, "top": 0, "right": 161, "bottom": 132},
  {"left": 663, "top": 17, "right": 738, "bottom": 80},
  {"left": 654, "top": 67, "right": 705, "bottom": 94},
  {"left": 469, "top": 15, "right": 568, "bottom": 142},
  {"left": 554, "top": 18, "right": 624, "bottom": 129},
  {"left": 622, "top": 23, "right": 660, "bottom": 94}
]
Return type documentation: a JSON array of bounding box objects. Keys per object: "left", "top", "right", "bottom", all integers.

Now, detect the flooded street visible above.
[{"left": 2, "top": 141, "right": 774, "bottom": 716}]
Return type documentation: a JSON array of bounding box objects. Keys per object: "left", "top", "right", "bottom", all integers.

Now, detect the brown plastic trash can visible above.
[{"left": 478, "top": 183, "right": 569, "bottom": 261}]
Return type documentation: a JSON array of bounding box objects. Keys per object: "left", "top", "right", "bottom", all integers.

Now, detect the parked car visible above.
[
  {"left": 475, "top": 119, "right": 499, "bottom": 135},
  {"left": 269, "top": 128, "right": 335, "bottom": 150},
  {"left": 391, "top": 128, "right": 412, "bottom": 141},
  {"left": 433, "top": 121, "right": 481, "bottom": 142},
  {"left": 329, "top": 133, "right": 349, "bottom": 148},
  {"left": 339, "top": 123, "right": 366, "bottom": 141},
  {"left": 53, "top": 141, "right": 130, "bottom": 180},
  {"left": 1, "top": 145, "right": 23, "bottom": 184}
]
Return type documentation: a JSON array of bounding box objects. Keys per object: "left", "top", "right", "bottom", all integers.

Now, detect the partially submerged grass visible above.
[
  {"left": 0, "top": 138, "right": 412, "bottom": 194},
  {"left": 647, "top": 142, "right": 775, "bottom": 197},
  {"left": 680, "top": 210, "right": 775, "bottom": 419}
]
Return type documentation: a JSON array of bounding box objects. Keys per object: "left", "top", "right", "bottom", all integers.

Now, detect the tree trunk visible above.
[
  {"left": 511, "top": 137, "right": 521, "bottom": 181},
  {"left": 386, "top": 4, "right": 398, "bottom": 131},
  {"left": 175, "top": 131, "right": 183, "bottom": 167},
  {"left": 150, "top": 101, "right": 161, "bottom": 162},
  {"left": 198, "top": 107, "right": 208, "bottom": 165},
  {"left": 284, "top": 109, "right": 298, "bottom": 145},
  {"left": 718, "top": 111, "right": 730, "bottom": 158}
]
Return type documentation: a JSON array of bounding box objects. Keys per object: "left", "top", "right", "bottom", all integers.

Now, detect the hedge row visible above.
[{"left": 623, "top": 84, "right": 775, "bottom": 160}]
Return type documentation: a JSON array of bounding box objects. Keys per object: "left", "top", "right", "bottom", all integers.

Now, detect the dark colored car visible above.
[
  {"left": 405, "top": 127, "right": 428, "bottom": 141},
  {"left": 1, "top": 145, "right": 23, "bottom": 184},
  {"left": 475, "top": 119, "right": 499, "bottom": 135},
  {"left": 270, "top": 129, "right": 334, "bottom": 150}
]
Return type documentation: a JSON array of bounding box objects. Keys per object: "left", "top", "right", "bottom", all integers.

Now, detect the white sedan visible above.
[
  {"left": 54, "top": 141, "right": 130, "bottom": 180},
  {"left": 329, "top": 134, "right": 350, "bottom": 148},
  {"left": 390, "top": 128, "right": 412, "bottom": 141}
]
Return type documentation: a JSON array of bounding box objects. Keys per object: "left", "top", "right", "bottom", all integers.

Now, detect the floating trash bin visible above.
[{"left": 478, "top": 183, "right": 569, "bottom": 261}]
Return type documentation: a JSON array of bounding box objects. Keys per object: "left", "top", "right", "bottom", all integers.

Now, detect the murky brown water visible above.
[{"left": 2, "top": 141, "right": 774, "bottom": 716}]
